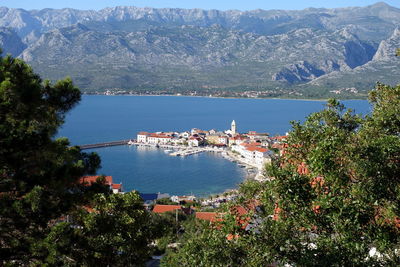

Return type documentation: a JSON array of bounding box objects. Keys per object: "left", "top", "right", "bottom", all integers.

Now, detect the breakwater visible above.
[{"left": 79, "top": 140, "right": 131, "bottom": 150}]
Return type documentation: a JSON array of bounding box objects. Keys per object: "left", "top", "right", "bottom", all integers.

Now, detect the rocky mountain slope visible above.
[
  {"left": 0, "top": 2, "right": 399, "bottom": 98},
  {"left": 305, "top": 28, "right": 400, "bottom": 96},
  {"left": 0, "top": 27, "right": 25, "bottom": 56}
]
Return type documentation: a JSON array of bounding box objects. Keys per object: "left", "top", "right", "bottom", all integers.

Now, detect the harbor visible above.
[{"left": 78, "top": 120, "right": 279, "bottom": 186}]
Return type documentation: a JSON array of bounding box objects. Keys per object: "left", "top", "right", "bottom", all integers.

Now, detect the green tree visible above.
[
  {"left": 75, "top": 192, "right": 158, "bottom": 266},
  {"left": 0, "top": 54, "right": 99, "bottom": 264},
  {"left": 164, "top": 83, "right": 400, "bottom": 266},
  {"left": 0, "top": 54, "right": 157, "bottom": 265}
]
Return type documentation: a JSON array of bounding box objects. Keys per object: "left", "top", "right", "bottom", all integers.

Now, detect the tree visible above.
[
  {"left": 164, "top": 83, "right": 400, "bottom": 266},
  {"left": 0, "top": 54, "right": 157, "bottom": 265}
]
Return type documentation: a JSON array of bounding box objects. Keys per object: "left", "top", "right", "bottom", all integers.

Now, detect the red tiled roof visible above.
[
  {"left": 272, "top": 135, "right": 288, "bottom": 140},
  {"left": 242, "top": 142, "right": 262, "bottom": 147},
  {"left": 149, "top": 134, "right": 172, "bottom": 139},
  {"left": 196, "top": 212, "right": 224, "bottom": 222},
  {"left": 255, "top": 148, "right": 268, "bottom": 153},
  {"left": 153, "top": 205, "right": 182, "bottom": 213},
  {"left": 79, "top": 176, "right": 113, "bottom": 186},
  {"left": 112, "top": 184, "right": 122, "bottom": 190},
  {"left": 271, "top": 143, "right": 284, "bottom": 149},
  {"left": 138, "top": 132, "right": 149, "bottom": 135}
]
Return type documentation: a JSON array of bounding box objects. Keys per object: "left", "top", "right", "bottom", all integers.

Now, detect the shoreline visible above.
[{"left": 82, "top": 93, "right": 368, "bottom": 102}]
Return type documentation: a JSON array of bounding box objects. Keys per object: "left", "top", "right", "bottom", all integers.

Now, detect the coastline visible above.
[{"left": 82, "top": 93, "right": 368, "bottom": 102}]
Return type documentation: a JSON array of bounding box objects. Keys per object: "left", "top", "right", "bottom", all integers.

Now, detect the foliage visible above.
[
  {"left": 0, "top": 55, "right": 157, "bottom": 266},
  {"left": 156, "top": 197, "right": 177, "bottom": 205},
  {"left": 164, "top": 83, "right": 400, "bottom": 266},
  {"left": 74, "top": 192, "right": 158, "bottom": 266}
]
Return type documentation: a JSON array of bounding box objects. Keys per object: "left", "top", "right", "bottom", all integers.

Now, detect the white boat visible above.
[{"left": 164, "top": 149, "right": 173, "bottom": 153}]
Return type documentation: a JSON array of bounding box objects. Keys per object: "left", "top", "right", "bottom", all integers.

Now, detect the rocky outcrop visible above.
[
  {"left": 272, "top": 61, "right": 325, "bottom": 83},
  {"left": 373, "top": 28, "right": 400, "bottom": 61}
]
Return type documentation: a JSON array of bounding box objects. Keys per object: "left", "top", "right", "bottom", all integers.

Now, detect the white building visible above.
[
  {"left": 137, "top": 132, "right": 150, "bottom": 143},
  {"left": 147, "top": 134, "right": 172, "bottom": 144},
  {"left": 180, "top": 132, "right": 190, "bottom": 138},
  {"left": 219, "top": 136, "right": 229, "bottom": 145},
  {"left": 189, "top": 137, "right": 202, "bottom": 147},
  {"left": 171, "top": 195, "right": 196, "bottom": 203},
  {"left": 232, "top": 143, "right": 272, "bottom": 167}
]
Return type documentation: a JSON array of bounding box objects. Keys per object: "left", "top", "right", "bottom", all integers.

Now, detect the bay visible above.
[{"left": 59, "top": 95, "right": 371, "bottom": 196}]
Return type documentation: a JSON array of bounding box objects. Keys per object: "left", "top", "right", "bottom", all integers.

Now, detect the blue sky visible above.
[{"left": 0, "top": 0, "right": 399, "bottom": 11}]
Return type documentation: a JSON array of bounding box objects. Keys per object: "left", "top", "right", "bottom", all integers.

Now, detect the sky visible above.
[{"left": 0, "top": 0, "right": 399, "bottom": 11}]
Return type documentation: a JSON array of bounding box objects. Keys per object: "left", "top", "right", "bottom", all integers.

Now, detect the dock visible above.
[{"left": 79, "top": 140, "right": 131, "bottom": 150}]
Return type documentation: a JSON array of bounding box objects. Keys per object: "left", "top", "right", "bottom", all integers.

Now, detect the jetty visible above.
[{"left": 79, "top": 140, "right": 131, "bottom": 150}]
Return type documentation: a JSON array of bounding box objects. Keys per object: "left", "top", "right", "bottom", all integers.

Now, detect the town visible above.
[
  {"left": 80, "top": 120, "right": 288, "bottom": 211},
  {"left": 133, "top": 120, "right": 286, "bottom": 171}
]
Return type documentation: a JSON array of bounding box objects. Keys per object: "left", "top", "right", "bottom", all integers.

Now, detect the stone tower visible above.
[{"left": 231, "top": 120, "right": 236, "bottom": 135}]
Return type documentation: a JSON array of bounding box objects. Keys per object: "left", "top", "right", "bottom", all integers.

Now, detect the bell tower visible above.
[{"left": 231, "top": 120, "right": 236, "bottom": 135}]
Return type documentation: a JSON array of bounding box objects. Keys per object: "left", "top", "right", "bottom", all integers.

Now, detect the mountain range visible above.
[{"left": 0, "top": 2, "right": 399, "bottom": 98}]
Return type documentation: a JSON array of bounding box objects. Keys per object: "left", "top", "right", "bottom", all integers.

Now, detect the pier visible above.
[{"left": 79, "top": 140, "right": 131, "bottom": 150}]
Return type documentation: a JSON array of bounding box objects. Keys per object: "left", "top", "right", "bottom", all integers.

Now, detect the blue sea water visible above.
[{"left": 58, "top": 96, "right": 371, "bottom": 196}]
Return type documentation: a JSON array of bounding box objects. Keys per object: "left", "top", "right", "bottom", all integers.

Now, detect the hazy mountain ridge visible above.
[{"left": 0, "top": 2, "right": 399, "bottom": 97}]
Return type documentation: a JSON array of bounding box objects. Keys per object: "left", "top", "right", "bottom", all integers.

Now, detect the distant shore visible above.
[{"left": 82, "top": 92, "right": 368, "bottom": 102}]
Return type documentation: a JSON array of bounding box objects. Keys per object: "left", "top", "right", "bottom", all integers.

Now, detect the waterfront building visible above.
[
  {"left": 147, "top": 133, "right": 173, "bottom": 144},
  {"left": 137, "top": 132, "right": 150, "bottom": 142},
  {"left": 232, "top": 142, "right": 272, "bottom": 167},
  {"left": 189, "top": 136, "right": 203, "bottom": 147}
]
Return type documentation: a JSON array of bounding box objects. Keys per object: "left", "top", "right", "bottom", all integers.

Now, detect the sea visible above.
[{"left": 58, "top": 95, "right": 371, "bottom": 197}]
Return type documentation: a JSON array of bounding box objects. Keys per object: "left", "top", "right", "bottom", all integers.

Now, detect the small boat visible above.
[{"left": 164, "top": 149, "right": 173, "bottom": 153}]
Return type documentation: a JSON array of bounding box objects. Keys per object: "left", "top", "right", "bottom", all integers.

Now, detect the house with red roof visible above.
[
  {"left": 231, "top": 142, "right": 272, "bottom": 167},
  {"left": 147, "top": 133, "right": 173, "bottom": 144},
  {"left": 153, "top": 204, "right": 194, "bottom": 215},
  {"left": 79, "top": 175, "right": 113, "bottom": 186},
  {"left": 79, "top": 176, "right": 123, "bottom": 194},
  {"left": 111, "top": 183, "right": 123, "bottom": 194},
  {"left": 196, "top": 212, "right": 224, "bottom": 223},
  {"left": 153, "top": 205, "right": 182, "bottom": 214},
  {"left": 188, "top": 136, "right": 204, "bottom": 147},
  {"left": 137, "top": 132, "right": 150, "bottom": 143},
  {"left": 137, "top": 131, "right": 174, "bottom": 144},
  {"left": 228, "top": 135, "right": 248, "bottom": 146}
]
